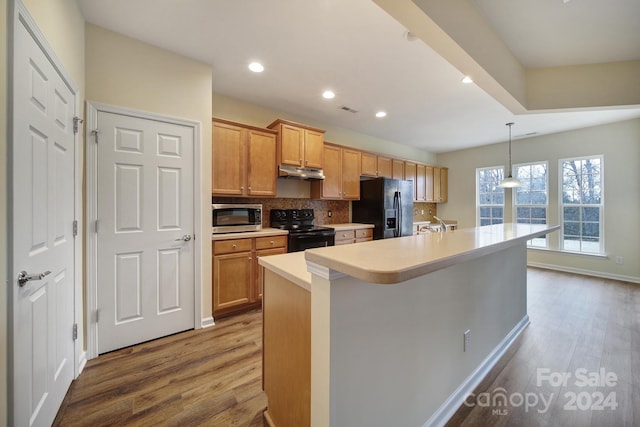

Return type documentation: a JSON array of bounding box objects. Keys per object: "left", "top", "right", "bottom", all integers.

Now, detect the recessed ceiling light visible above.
[
  {"left": 248, "top": 62, "right": 264, "bottom": 73},
  {"left": 462, "top": 76, "right": 473, "bottom": 84},
  {"left": 322, "top": 90, "right": 335, "bottom": 99},
  {"left": 375, "top": 111, "right": 387, "bottom": 118}
]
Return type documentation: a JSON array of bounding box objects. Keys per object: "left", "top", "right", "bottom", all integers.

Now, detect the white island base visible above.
[{"left": 260, "top": 224, "right": 559, "bottom": 427}]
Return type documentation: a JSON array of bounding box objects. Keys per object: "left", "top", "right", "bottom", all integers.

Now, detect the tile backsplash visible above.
[
  {"left": 413, "top": 202, "right": 438, "bottom": 223},
  {"left": 212, "top": 197, "right": 350, "bottom": 226}
]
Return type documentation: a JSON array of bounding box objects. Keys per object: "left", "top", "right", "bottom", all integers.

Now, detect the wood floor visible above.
[{"left": 54, "top": 268, "right": 639, "bottom": 426}]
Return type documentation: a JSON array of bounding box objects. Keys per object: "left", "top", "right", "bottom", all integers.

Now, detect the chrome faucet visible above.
[{"left": 432, "top": 216, "right": 447, "bottom": 232}]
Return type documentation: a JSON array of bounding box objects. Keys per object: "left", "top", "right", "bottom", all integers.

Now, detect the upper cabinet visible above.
[
  {"left": 311, "top": 143, "right": 361, "bottom": 200},
  {"left": 392, "top": 159, "right": 405, "bottom": 180},
  {"left": 361, "top": 152, "right": 392, "bottom": 178},
  {"left": 212, "top": 118, "right": 278, "bottom": 197},
  {"left": 268, "top": 119, "right": 325, "bottom": 169},
  {"left": 434, "top": 166, "right": 448, "bottom": 203}
]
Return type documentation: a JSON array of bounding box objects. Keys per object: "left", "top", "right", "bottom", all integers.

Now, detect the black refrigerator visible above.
[{"left": 352, "top": 178, "right": 414, "bottom": 240}]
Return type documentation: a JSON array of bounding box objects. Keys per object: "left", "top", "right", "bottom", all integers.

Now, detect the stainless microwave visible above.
[{"left": 212, "top": 204, "right": 262, "bottom": 234}]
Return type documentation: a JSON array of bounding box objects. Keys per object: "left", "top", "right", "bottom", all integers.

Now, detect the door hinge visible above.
[
  {"left": 90, "top": 129, "right": 99, "bottom": 143},
  {"left": 72, "top": 220, "right": 78, "bottom": 237},
  {"left": 95, "top": 219, "right": 100, "bottom": 233},
  {"left": 73, "top": 116, "right": 83, "bottom": 134},
  {"left": 72, "top": 323, "right": 78, "bottom": 341}
]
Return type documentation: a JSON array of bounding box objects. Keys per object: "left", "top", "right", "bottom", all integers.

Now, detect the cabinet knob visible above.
[
  {"left": 240, "top": 186, "right": 244, "bottom": 190},
  {"left": 248, "top": 186, "right": 252, "bottom": 190},
  {"left": 269, "top": 240, "right": 274, "bottom": 245},
  {"left": 305, "top": 160, "right": 308, "bottom": 165},
  {"left": 232, "top": 244, "right": 237, "bottom": 249},
  {"left": 248, "top": 257, "right": 252, "bottom": 261}
]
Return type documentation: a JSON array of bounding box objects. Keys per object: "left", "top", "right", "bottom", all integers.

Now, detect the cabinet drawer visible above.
[
  {"left": 335, "top": 230, "right": 355, "bottom": 242},
  {"left": 214, "top": 238, "right": 253, "bottom": 254},
  {"left": 355, "top": 228, "right": 373, "bottom": 239},
  {"left": 256, "top": 235, "right": 288, "bottom": 250}
]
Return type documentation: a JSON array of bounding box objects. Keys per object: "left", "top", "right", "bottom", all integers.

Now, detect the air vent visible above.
[
  {"left": 339, "top": 105, "right": 359, "bottom": 114},
  {"left": 515, "top": 132, "right": 538, "bottom": 139}
]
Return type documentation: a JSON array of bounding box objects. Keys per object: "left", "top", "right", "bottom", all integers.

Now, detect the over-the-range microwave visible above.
[{"left": 212, "top": 204, "right": 262, "bottom": 234}]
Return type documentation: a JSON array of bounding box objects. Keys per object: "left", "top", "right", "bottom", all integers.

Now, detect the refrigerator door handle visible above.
[{"left": 398, "top": 191, "right": 402, "bottom": 236}]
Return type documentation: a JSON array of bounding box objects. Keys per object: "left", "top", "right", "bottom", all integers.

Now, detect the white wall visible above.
[
  {"left": 213, "top": 93, "right": 437, "bottom": 165},
  {"left": 85, "top": 23, "right": 214, "bottom": 322},
  {"left": 437, "top": 118, "right": 640, "bottom": 281}
]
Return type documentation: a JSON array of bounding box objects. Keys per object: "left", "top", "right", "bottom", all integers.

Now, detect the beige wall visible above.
[
  {"left": 213, "top": 93, "right": 437, "bottom": 164},
  {"left": 1, "top": 0, "right": 7, "bottom": 423},
  {"left": 4, "top": 0, "right": 85, "bottom": 424},
  {"left": 85, "top": 24, "right": 214, "bottom": 321},
  {"left": 437, "top": 118, "right": 640, "bottom": 281}
]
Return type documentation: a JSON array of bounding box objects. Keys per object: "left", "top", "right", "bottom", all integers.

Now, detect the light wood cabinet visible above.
[
  {"left": 213, "top": 235, "right": 287, "bottom": 317},
  {"left": 268, "top": 119, "right": 325, "bottom": 169},
  {"left": 310, "top": 144, "right": 361, "bottom": 200},
  {"left": 361, "top": 152, "right": 392, "bottom": 178},
  {"left": 416, "top": 163, "right": 427, "bottom": 202},
  {"left": 425, "top": 165, "right": 435, "bottom": 202},
  {"left": 334, "top": 227, "right": 373, "bottom": 245},
  {"left": 434, "top": 167, "right": 448, "bottom": 203},
  {"left": 392, "top": 159, "right": 405, "bottom": 180},
  {"left": 212, "top": 118, "right": 277, "bottom": 197}
]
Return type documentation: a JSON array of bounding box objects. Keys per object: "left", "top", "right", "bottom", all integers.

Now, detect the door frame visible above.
[
  {"left": 8, "top": 0, "right": 84, "bottom": 419},
  {"left": 85, "top": 102, "right": 202, "bottom": 359}
]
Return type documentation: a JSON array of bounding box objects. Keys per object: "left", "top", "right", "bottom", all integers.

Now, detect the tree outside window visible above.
[
  {"left": 514, "top": 162, "right": 548, "bottom": 247},
  {"left": 560, "top": 156, "right": 603, "bottom": 254},
  {"left": 477, "top": 167, "right": 504, "bottom": 226}
]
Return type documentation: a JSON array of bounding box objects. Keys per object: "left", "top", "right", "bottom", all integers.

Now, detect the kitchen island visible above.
[{"left": 259, "top": 223, "right": 559, "bottom": 427}]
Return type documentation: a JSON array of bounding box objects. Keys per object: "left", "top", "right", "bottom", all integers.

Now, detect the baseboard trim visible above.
[
  {"left": 422, "top": 315, "right": 530, "bottom": 427},
  {"left": 77, "top": 350, "right": 87, "bottom": 377},
  {"left": 528, "top": 262, "right": 640, "bottom": 284},
  {"left": 201, "top": 316, "right": 215, "bottom": 328}
]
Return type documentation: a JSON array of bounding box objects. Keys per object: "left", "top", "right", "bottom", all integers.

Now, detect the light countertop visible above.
[
  {"left": 326, "top": 223, "right": 375, "bottom": 230},
  {"left": 303, "top": 223, "right": 559, "bottom": 285},
  {"left": 258, "top": 251, "right": 311, "bottom": 291},
  {"left": 212, "top": 227, "right": 288, "bottom": 241}
]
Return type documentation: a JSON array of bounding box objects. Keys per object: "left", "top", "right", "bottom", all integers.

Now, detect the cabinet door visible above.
[
  {"left": 304, "top": 129, "right": 324, "bottom": 169},
  {"left": 280, "top": 124, "right": 304, "bottom": 167},
  {"left": 320, "top": 144, "right": 342, "bottom": 199},
  {"left": 392, "top": 159, "right": 404, "bottom": 180},
  {"left": 405, "top": 162, "right": 417, "bottom": 199},
  {"left": 377, "top": 156, "right": 392, "bottom": 178},
  {"left": 255, "top": 247, "right": 287, "bottom": 301},
  {"left": 213, "top": 251, "right": 252, "bottom": 314},
  {"left": 361, "top": 152, "right": 378, "bottom": 177},
  {"left": 425, "top": 165, "right": 435, "bottom": 202},
  {"left": 212, "top": 121, "right": 245, "bottom": 195},
  {"left": 247, "top": 129, "right": 277, "bottom": 197},
  {"left": 416, "top": 163, "right": 426, "bottom": 201},
  {"left": 435, "top": 167, "right": 448, "bottom": 202},
  {"left": 341, "top": 148, "right": 361, "bottom": 200}
]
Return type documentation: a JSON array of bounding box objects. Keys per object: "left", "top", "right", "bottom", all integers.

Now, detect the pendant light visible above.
[{"left": 498, "top": 122, "right": 522, "bottom": 188}]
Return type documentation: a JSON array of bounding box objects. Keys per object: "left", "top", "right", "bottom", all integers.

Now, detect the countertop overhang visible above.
[{"left": 303, "top": 223, "right": 559, "bottom": 284}]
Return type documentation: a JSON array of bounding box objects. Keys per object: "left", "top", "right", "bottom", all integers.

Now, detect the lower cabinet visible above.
[
  {"left": 213, "top": 235, "right": 287, "bottom": 317},
  {"left": 335, "top": 227, "right": 373, "bottom": 245}
]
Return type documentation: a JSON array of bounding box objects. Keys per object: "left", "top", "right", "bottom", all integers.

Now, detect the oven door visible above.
[{"left": 288, "top": 231, "right": 335, "bottom": 252}]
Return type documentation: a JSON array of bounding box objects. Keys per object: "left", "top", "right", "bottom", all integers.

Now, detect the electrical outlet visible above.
[
  {"left": 328, "top": 210, "right": 332, "bottom": 218},
  {"left": 421, "top": 209, "right": 425, "bottom": 215},
  {"left": 429, "top": 209, "right": 433, "bottom": 215},
  {"left": 615, "top": 256, "right": 624, "bottom": 265},
  {"left": 464, "top": 329, "right": 471, "bottom": 352}
]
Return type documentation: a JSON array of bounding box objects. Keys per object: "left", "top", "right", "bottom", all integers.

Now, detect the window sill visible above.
[{"left": 527, "top": 246, "right": 608, "bottom": 259}]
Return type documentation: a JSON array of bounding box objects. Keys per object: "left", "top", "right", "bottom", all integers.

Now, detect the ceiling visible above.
[{"left": 78, "top": 0, "right": 640, "bottom": 153}]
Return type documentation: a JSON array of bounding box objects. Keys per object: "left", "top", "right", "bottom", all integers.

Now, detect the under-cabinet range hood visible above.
[{"left": 278, "top": 164, "right": 325, "bottom": 180}]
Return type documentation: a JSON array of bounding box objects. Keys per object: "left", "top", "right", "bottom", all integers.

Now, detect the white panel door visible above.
[
  {"left": 97, "top": 111, "right": 195, "bottom": 354},
  {"left": 12, "top": 11, "right": 76, "bottom": 427}
]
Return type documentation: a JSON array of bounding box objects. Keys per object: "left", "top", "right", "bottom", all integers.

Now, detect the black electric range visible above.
[{"left": 270, "top": 209, "right": 335, "bottom": 252}]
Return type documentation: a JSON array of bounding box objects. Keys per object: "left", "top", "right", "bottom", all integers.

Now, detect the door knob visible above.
[
  {"left": 175, "top": 234, "right": 192, "bottom": 242},
  {"left": 17, "top": 270, "right": 51, "bottom": 287}
]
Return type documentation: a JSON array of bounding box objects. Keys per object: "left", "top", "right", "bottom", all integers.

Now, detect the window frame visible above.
[
  {"left": 512, "top": 161, "right": 549, "bottom": 248},
  {"left": 558, "top": 155, "right": 605, "bottom": 254},
  {"left": 476, "top": 166, "right": 505, "bottom": 227}
]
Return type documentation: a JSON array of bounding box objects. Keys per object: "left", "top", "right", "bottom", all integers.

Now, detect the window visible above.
[
  {"left": 560, "top": 156, "right": 603, "bottom": 254},
  {"left": 477, "top": 166, "right": 504, "bottom": 226},
  {"left": 514, "top": 162, "right": 548, "bottom": 247}
]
